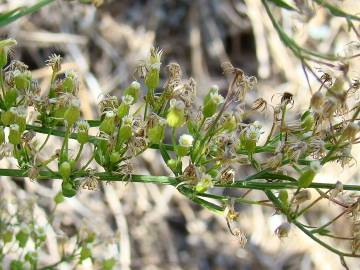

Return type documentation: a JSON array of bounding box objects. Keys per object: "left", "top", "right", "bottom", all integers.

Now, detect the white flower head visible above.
[
  {"left": 77, "top": 120, "right": 90, "bottom": 132},
  {"left": 210, "top": 84, "right": 219, "bottom": 92},
  {"left": 123, "top": 115, "right": 133, "bottom": 126},
  {"left": 199, "top": 174, "right": 214, "bottom": 188},
  {"left": 130, "top": 81, "right": 141, "bottom": 89},
  {"left": 105, "top": 111, "right": 115, "bottom": 118},
  {"left": 246, "top": 124, "right": 261, "bottom": 142},
  {"left": 210, "top": 91, "right": 224, "bottom": 105},
  {"left": 122, "top": 95, "right": 134, "bottom": 105},
  {"left": 179, "top": 134, "right": 194, "bottom": 148},
  {"left": 146, "top": 47, "right": 163, "bottom": 70}
]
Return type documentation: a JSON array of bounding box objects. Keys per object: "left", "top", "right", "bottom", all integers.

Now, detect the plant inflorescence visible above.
[
  {"left": 1, "top": 0, "right": 360, "bottom": 269},
  {"left": 0, "top": 36, "right": 360, "bottom": 267}
]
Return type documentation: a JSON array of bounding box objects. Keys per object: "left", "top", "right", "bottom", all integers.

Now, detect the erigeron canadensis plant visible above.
[{"left": 0, "top": 38, "right": 360, "bottom": 268}]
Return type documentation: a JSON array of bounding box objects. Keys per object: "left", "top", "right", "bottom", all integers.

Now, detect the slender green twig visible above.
[{"left": 0, "top": 0, "right": 55, "bottom": 27}]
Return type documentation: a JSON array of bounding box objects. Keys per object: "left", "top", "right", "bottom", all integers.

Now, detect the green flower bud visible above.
[
  {"left": 145, "top": 68, "right": 159, "bottom": 90},
  {"left": 222, "top": 114, "right": 237, "bottom": 132},
  {"left": 147, "top": 125, "right": 164, "bottom": 144},
  {"left": 166, "top": 99, "right": 185, "bottom": 128},
  {"left": 1, "top": 110, "right": 15, "bottom": 125},
  {"left": 4, "top": 88, "right": 17, "bottom": 108},
  {"left": 278, "top": 190, "right": 288, "bottom": 207},
  {"left": 301, "top": 111, "right": 314, "bottom": 132},
  {"left": 62, "top": 181, "right": 76, "bottom": 198},
  {"left": 0, "top": 127, "right": 5, "bottom": 144},
  {"left": 14, "top": 70, "right": 32, "bottom": 90},
  {"left": 64, "top": 99, "right": 80, "bottom": 126},
  {"left": 62, "top": 71, "right": 78, "bottom": 93},
  {"left": 59, "top": 161, "right": 71, "bottom": 180},
  {"left": 9, "top": 124, "right": 21, "bottom": 145},
  {"left": 167, "top": 159, "right": 178, "bottom": 171},
  {"left": 15, "top": 115, "right": 26, "bottom": 133},
  {"left": 0, "top": 39, "right": 17, "bottom": 68},
  {"left": 110, "top": 151, "right": 121, "bottom": 164},
  {"left": 298, "top": 161, "right": 321, "bottom": 188},
  {"left": 117, "top": 104, "right": 128, "bottom": 119},
  {"left": 203, "top": 86, "right": 224, "bottom": 118},
  {"left": 123, "top": 81, "right": 140, "bottom": 103},
  {"left": 175, "top": 146, "right": 188, "bottom": 157},
  {"left": 77, "top": 120, "right": 90, "bottom": 144},
  {"left": 144, "top": 47, "right": 162, "bottom": 90},
  {"left": 54, "top": 191, "right": 65, "bottom": 204},
  {"left": 99, "top": 111, "right": 115, "bottom": 135},
  {"left": 118, "top": 125, "right": 132, "bottom": 141}
]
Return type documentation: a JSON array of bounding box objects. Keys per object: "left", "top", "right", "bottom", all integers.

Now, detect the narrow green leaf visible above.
[{"left": 268, "top": 0, "right": 296, "bottom": 11}]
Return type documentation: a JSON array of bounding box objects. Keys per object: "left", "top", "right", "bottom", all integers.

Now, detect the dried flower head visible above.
[
  {"left": 293, "top": 190, "right": 311, "bottom": 205},
  {"left": 251, "top": 98, "right": 267, "bottom": 111},
  {"left": 275, "top": 222, "right": 291, "bottom": 238},
  {"left": 46, "top": 54, "right": 62, "bottom": 73}
]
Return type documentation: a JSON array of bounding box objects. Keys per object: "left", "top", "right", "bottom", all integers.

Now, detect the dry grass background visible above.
[{"left": 0, "top": 0, "right": 360, "bottom": 269}]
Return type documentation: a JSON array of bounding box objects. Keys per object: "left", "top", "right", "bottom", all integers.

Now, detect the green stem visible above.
[
  {"left": 0, "top": 0, "right": 55, "bottom": 27},
  {"left": 3, "top": 168, "right": 360, "bottom": 191}
]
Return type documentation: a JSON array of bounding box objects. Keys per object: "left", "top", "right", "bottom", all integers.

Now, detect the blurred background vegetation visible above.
[{"left": 0, "top": 0, "right": 359, "bottom": 269}]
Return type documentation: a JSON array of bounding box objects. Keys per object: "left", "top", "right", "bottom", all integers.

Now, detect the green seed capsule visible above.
[
  {"left": 202, "top": 100, "right": 217, "bottom": 118},
  {"left": 222, "top": 115, "right": 237, "bottom": 132},
  {"left": 278, "top": 190, "right": 289, "bottom": 207},
  {"left": 77, "top": 132, "right": 88, "bottom": 145},
  {"left": 301, "top": 114, "right": 314, "bottom": 132},
  {"left": 99, "top": 112, "right": 115, "bottom": 135},
  {"left": 117, "top": 103, "right": 129, "bottom": 119},
  {"left": 175, "top": 145, "right": 188, "bottom": 157},
  {"left": 166, "top": 109, "right": 184, "bottom": 128},
  {"left": 145, "top": 68, "right": 159, "bottom": 90},
  {"left": 147, "top": 125, "right": 164, "bottom": 144},
  {"left": 298, "top": 169, "right": 316, "bottom": 188},
  {"left": 4, "top": 88, "right": 17, "bottom": 108},
  {"left": 110, "top": 151, "right": 121, "bottom": 164},
  {"left": 64, "top": 105, "right": 80, "bottom": 127},
  {"left": 61, "top": 72, "right": 78, "bottom": 93},
  {"left": 8, "top": 124, "right": 21, "bottom": 145},
  {"left": 167, "top": 159, "right": 178, "bottom": 172},
  {"left": 14, "top": 70, "right": 32, "bottom": 90},
  {"left": 1, "top": 110, "right": 15, "bottom": 125},
  {"left": 123, "top": 81, "right": 140, "bottom": 103},
  {"left": 59, "top": 161, "right": 71, "bottom": 180},
  {"left": 15, "top": 115, "right": 26, "bottom": 133},
  {"left": 118, "top": 125, "right": 132, "bottom": 141},
  {"left": 62, "top": 181, "right": 76, "bottom": 198}
]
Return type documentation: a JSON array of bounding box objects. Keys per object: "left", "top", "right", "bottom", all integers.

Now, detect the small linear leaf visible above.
[{"left": 268, "top": 0, "right": 296, "bottom": 11}]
